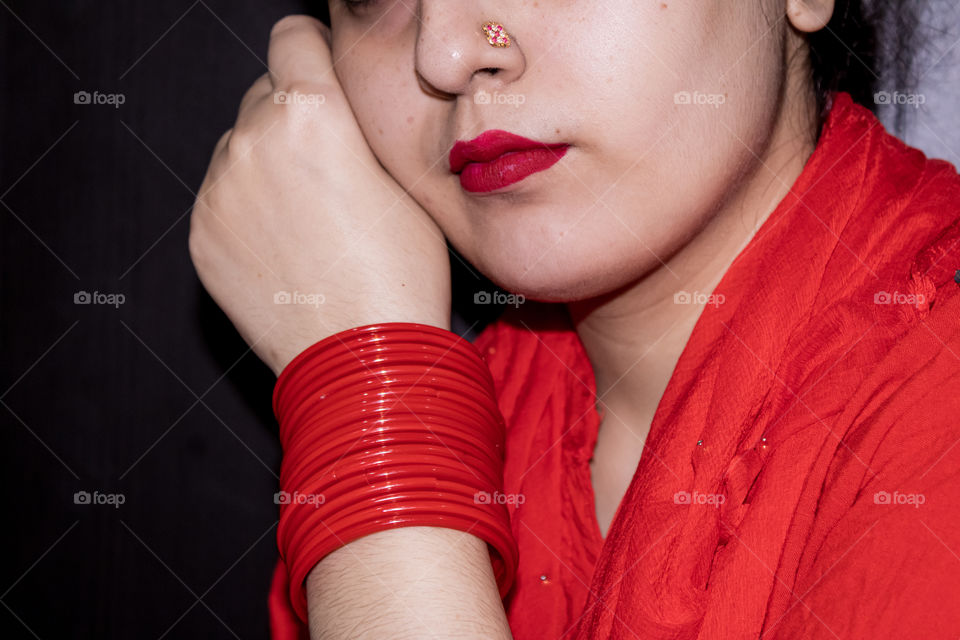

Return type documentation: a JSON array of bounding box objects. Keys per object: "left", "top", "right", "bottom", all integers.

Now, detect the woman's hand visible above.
[
  {"left": 188, "top": 15, "right": 451, "bottom": 376},
  {"left": 191, "top": 17, "right": 512, "bottom": 638}
]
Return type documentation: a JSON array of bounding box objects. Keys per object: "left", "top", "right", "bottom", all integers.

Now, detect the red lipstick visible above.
[{"left": 449, "top": 130, "right": 569, "bottom": 193}]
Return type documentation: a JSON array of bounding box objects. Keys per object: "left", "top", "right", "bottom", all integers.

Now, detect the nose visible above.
[{"left": 415, "top": 2, "right": 526, "bottom": 97}]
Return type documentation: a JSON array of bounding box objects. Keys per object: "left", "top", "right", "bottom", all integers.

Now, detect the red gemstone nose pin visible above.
[{"left": 482, "top": 22, "right": 511, "bottom": 48}]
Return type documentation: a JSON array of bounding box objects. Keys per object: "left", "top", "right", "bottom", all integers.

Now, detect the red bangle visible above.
[
  {"left": 279, "top": 414, "right": 505, "bottom": 496},
  {"left": 281, "top": 371, "right": 504, "bottom": 440},
  {"left": 278, "top": 338, "right": 494, "bottom": 399},
  {"left": 280, "top": 389, "right": 506, "bottom": 494},
  {"left": 282, "top": 392, "right": 505, "bottom": 463},
  {"left": 281, "top": 440, "right": 505, "bottom": 500},
  {"left": 273, "top": 323, "right": 517, "bottom": 623},
  {"left": 277, "top": 364, "right": 502, "bottom": 455},
  {"left": 281, "top": 461, "right": 502, "bottom": 515},
  {"left": 283, "top": 473, "right": 506, "bottom": 567},
  {"left": 280, "top": 412, "right": 506, "bottom": 512},
  {"left": 274, "top": 325, "right": 494, "bottom": 427}
]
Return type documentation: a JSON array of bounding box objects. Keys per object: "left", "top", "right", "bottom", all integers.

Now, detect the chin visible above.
[
  {"left": 443, "top": 189, "right": 698, "bottom": 304},
  {"left": 468, "top": 234, "right": 654, "bottom": 304}
]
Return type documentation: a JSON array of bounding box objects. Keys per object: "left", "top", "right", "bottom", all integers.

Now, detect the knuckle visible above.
[
  {"left": 214, "top": 128, "right": 232, "bottom": 154},
  {"left": 280, "top": 79, "right": 316, "bottom": 96},
  {"left": 187, "top": 198, "right": 220, "bottom": 275},
  {"left": 278, "top": 81, "right": 329, "bottom": 104},
  {"left": 272, "top": 80, "right": 341, "bottom": 118},
  {"left": 224, "top": 126, "right": 258, "bottom": 157}
]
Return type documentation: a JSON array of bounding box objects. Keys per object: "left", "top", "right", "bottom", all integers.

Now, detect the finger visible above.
[{"left": 267, "top": 15, "right": 336, "bottom": 91}]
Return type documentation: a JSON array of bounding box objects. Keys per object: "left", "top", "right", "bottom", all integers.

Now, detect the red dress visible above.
[{"left": 269, "top": 92, "right": 960, "bottom": 639}]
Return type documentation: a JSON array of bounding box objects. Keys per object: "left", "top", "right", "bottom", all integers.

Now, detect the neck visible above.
[{"left": 567, "top": 89, "right": 819, "bottom": 444}]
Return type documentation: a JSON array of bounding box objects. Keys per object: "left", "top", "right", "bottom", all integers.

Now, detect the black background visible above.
[{"left": 1, "top": 2, "right": 503, "bottom": 638}]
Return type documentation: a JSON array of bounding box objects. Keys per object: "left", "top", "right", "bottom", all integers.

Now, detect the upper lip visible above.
[{"left": 449, "top": 130, "right": 569, "bottom": 174}]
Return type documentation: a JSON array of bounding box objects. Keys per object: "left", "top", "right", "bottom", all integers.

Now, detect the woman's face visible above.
[{"left": 327, "top": 0, "right": 807, "bottom": 302}]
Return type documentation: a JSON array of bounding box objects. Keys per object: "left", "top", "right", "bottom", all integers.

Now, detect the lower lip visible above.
[{"left": 458, "top": 146, "right": 569, "bottom": 193}]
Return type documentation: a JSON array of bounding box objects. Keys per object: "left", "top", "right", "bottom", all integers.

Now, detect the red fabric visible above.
[{"left": 267, "top": 92, "right": 960, "bottom": 639}]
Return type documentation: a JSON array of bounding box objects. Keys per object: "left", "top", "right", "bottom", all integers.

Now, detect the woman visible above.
[{"left": 188, "top": 0, "right": 960, "bottom": 638}]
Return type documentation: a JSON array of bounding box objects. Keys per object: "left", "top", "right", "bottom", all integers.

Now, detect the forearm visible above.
[{"left": 305, "top": 526, "right": 513, "bottom": 640}]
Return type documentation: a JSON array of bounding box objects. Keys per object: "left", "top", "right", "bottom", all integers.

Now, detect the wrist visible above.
[
  {"left": 267, "top": 311, "right": 452, "bottom": 377},
  {"left": 305, "top": 528, "right": 510, "bottom": 640}
]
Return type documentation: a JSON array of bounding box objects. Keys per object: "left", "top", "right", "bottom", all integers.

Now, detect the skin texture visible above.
[
  {"left": 188, "top": 0, "right": 835, "bottom": 637},
  {"left": 327, "top": 0, "right": 833, "bottom": 537}
]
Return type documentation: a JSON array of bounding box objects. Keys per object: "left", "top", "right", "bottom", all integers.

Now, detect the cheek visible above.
[
  {"left": 332, "top": 18, "right": 423, "bottom": 165},
  {"left": 342, "top": 69, "right": 416, "bottom": 149},
  {"left": 579, "top": 4, "right": 786, "bottom": 233}
]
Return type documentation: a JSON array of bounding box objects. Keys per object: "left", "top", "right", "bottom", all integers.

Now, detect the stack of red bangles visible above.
[{"left": 272, "top": 322, "right": 518, "bottom": 622}]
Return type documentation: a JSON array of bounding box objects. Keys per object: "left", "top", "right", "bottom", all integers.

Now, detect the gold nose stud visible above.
[{"left": 482, "top": 21, "right": 511, "bottom": 47}]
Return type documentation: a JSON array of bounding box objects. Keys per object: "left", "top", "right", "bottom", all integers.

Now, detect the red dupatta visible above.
[{"left": 476, "top": 91, "right": 960, "bottom": 639}]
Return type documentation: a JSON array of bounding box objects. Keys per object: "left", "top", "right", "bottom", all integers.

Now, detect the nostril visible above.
[
  {"left": 415, "top": 70, "right": 457, "bottom": 100},
  {"left": 480, "top": 67, "right": 500, "bottom": 75}
]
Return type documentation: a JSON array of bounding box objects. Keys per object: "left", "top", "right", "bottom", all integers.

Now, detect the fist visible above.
[{"left": 189, "top": 15, "right": 451, "bottom": 376}]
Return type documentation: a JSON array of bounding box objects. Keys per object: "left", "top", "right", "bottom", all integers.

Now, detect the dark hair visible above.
[
  {"left": 808, "top": 0, "right": 922, "bottom": 134},
  {"left": 310, "top": 1, "right": 330, "bottom": 24}
]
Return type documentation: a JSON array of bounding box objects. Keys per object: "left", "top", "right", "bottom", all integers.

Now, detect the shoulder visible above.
[
  {"left": 763, "top": 112, "right": 960, "bottom": 636},
  {"left": 767, "top": 291, "right": 960, "bottom": 638},
  {"left": 770, "top": 282, "right": 960, "bottom": 638}
]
